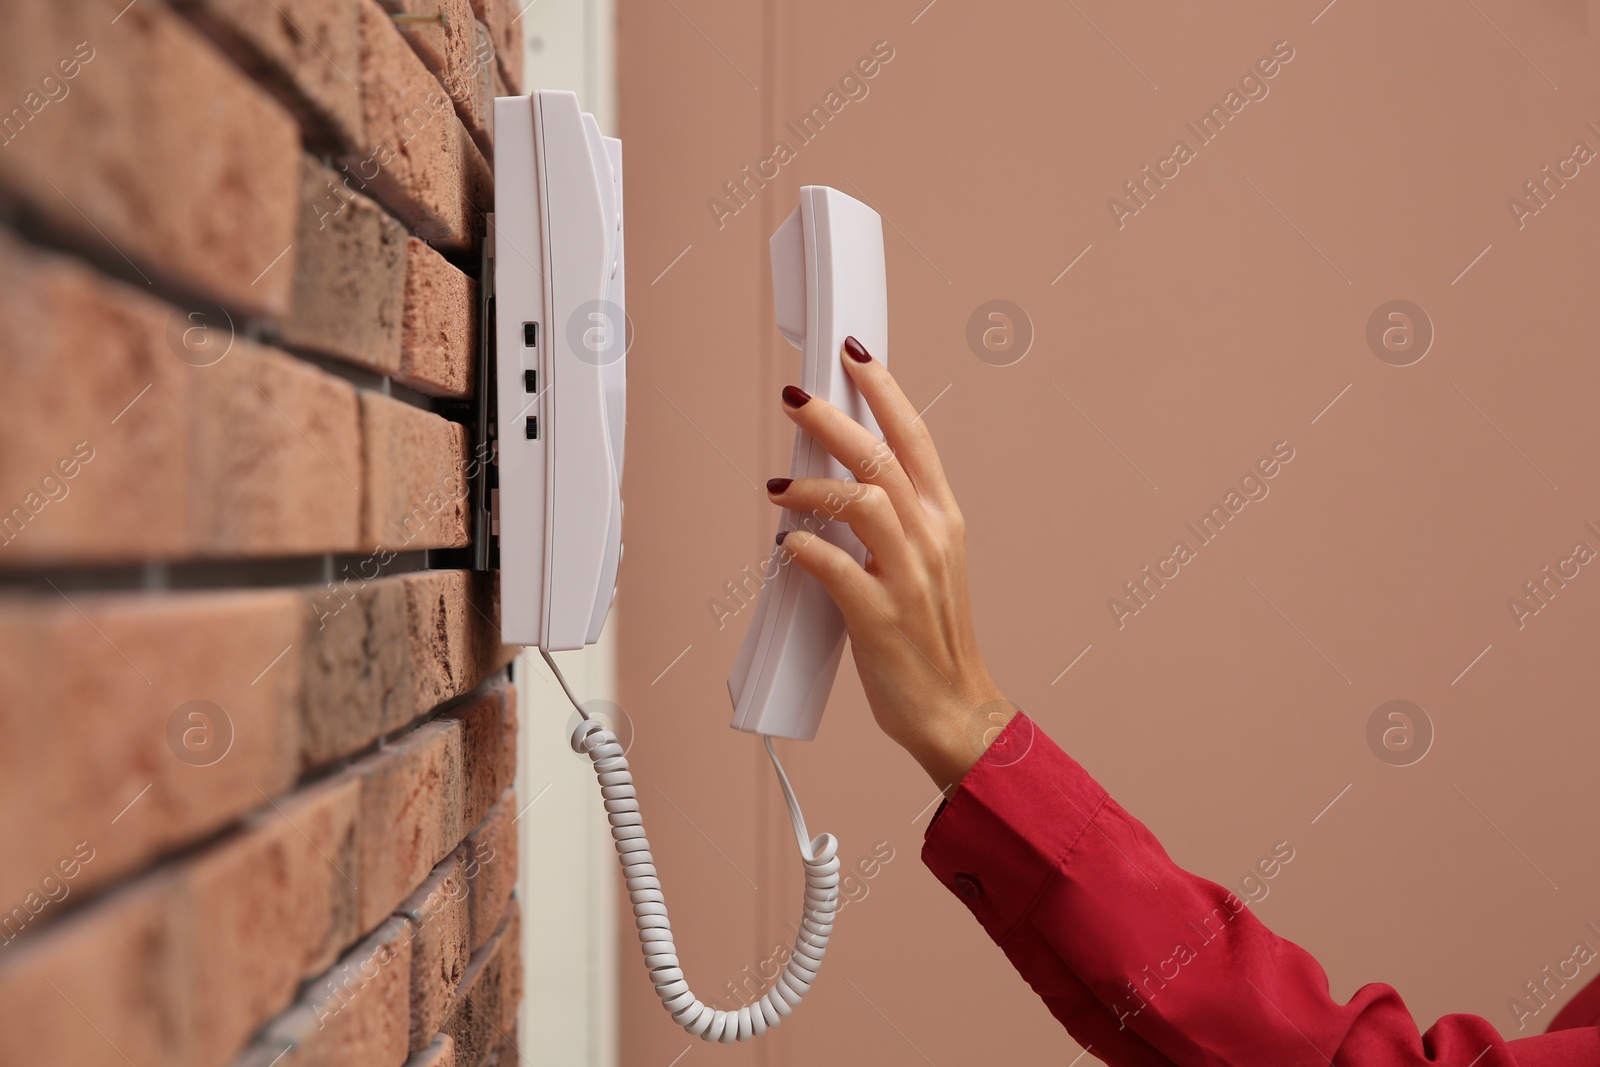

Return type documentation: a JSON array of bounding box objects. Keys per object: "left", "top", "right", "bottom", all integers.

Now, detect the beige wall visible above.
[{"left": 616, "top": 2, "right": 1600, "bottom": 1062}]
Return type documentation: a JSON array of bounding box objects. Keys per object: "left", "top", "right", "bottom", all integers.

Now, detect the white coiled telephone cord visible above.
[{"left": 540, "top": 649, "right": 840, "bottom": 1043}]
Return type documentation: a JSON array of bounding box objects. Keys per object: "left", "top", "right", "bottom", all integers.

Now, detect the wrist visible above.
[{"left": 902, "top": 684, "right": 1015, "bottom": 792}]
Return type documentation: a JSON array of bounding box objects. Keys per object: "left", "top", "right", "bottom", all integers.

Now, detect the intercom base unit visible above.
[{"left": 488, "top": 90, "right": 625, "bottom": 651}]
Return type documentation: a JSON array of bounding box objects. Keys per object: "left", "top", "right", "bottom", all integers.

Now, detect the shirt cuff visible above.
[{"left": 921, "top": 710, "right": 1111, "bottom": 944}]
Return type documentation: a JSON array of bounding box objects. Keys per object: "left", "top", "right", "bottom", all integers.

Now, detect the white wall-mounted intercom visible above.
[
  {"left": 487, "top": 90, "right": 889, "bottom": 1044},
  {"left": 489, "top": 89, "right": 625, "bottom": 651}
]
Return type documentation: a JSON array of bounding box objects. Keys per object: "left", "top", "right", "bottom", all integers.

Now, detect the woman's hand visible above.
[{"left": 767, "top": 336, "right": 1012, "bottom": 791}]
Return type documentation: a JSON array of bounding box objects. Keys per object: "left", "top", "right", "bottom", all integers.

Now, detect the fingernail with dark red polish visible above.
[
  {"left": 782, "top": 385, "right": 811, "bottom": 408},
  {"left": 766, "top": 477, "right": 793, "bottom": 494},
  {"left": 844, "top": 336, "right": 871, "bottom": 363},
  {"left": 775, "top": 530, "right": 790, "bottom": 546}
]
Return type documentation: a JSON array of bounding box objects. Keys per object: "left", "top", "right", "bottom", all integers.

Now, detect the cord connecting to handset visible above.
[{"left": 539, "top": 649, "right": 841, "bottom": 1043}]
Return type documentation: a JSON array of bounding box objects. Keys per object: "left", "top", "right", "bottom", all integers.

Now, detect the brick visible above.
[
  {"left": 401, "top": 237, "right": 478, "bottom": 398},
  {"left": 0, "top": 874, "right": 193, "bottom": 1067},
  {"left": 464, "top": 788, "right": 517, "bottom": 952},
  {"left": 442, "top": 902, "right": 520, "bottom": 1067},
  {"left": 402, "top": 570, "right": 515, "bottom": 714},
  {"left": 0, "top": 230, "right": 184, "bottom": 563},
  {"left": 298, "top": 570, "right": 512, "bottom": 770},
  {"left": 186, "top": 775, "right": 362, "bottom": 1067},
  {"left": 248, "top": 918, "right": 415, "bottom": 1067},
  {"left": 483, "top": 1031, "right": 522, "bottom": 1067},
  {"left": 381, "top": 0, "right": 493, "bottom": 159},
  {"left": 175, "top": 0, "right": 365, "bottom": 153},
  {"left": 299, "top": 571, "right": 415, "bottom": 767},
  {"left": 405, "top": 1034, "right": 456, "bottom": 1067},
  {"left": 361, "top": 393, "right": 471, "bottom": 552},
  {"left": 354, "top": 718, "right": 466, "bottom": 931},
  {"left": 0, "top": 233, "right": 363, "bottom": 565},
  {"left": 0, "top": 0, "right": 299, "bottom": 318},
  {"left": 397, "top": 849, "right": 470, "bottom": 1050},
  {"left": 0, "top": 589, "right": 302, "bottom": 920},
  {"left": 194, "top": 346, "right": 365, "bottom": 554},
  {"left": 444, "top": 690, "right": 517, "bottom": 835},
  {"left": 283, "top": 155, "right": 408, "bottom": 374},
  {"left": 471, "top": 0, "right": 522, "bottom": 94},
  {"left": 346, "top": 0, "right": 493, "bottom": 252}
]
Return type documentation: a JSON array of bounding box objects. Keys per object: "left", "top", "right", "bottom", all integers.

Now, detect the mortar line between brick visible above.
[
  {"left": 42, "top": 177, "right": 151, "bottom": 285},
  {"left": 2, "top": 549, "right": 430, "bottom": 595}
]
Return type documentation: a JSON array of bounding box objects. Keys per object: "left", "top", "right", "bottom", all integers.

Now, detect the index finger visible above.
[{"left": 840, "top": 336, "right": 955, "bottom": 508}]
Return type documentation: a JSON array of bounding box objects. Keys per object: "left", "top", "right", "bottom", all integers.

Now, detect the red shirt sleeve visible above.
[{"left": 920, "top": 711, "right": 1600, "bottom": 1067}]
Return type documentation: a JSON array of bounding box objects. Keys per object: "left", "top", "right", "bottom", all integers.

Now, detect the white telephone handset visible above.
[
  {"left": 729, "top": 187, "right": 888, "bottom": 741},
  {"left": 491, "top": 93, "right": 875, "bottom": 1045}
]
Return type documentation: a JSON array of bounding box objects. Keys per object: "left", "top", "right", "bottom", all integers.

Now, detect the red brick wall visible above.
[{"left": 0, "top": 2, "right": 525, "bottom": 1064}]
